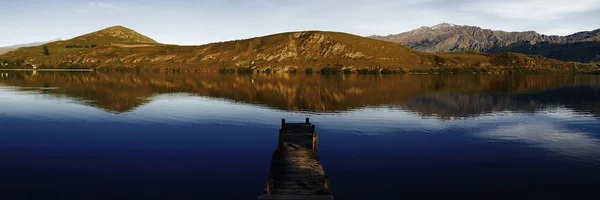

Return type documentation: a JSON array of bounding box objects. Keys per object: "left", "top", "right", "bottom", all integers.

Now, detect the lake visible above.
[{"left": 1, "top": 71, "right": 600, "bottom": 200}]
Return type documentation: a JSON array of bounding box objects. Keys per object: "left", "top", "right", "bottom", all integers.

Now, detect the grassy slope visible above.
[
  {"left": 0, "top": 26, "right": 161, "bottom": 67},
  {"left": 0, "top": 48, "right": 10, "bottom": 55},
  {"left": 0, "top": 26, "right": 597, "bottom": 73}
]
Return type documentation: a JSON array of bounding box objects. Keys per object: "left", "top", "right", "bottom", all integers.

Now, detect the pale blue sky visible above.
[{"left": 1, "top": 0, "right": 599, "bottom": 47}]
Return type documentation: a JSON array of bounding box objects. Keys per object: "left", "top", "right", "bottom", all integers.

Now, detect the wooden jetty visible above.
[{"left": 258, "top": 118, "right": 334, "bottom": 200}]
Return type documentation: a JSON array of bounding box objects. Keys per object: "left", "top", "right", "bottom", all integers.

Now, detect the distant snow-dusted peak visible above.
[{"left": 431, "top": 23, "right": 459, "bottom": 30}]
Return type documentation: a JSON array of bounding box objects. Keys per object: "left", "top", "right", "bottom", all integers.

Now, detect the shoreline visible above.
[
  {"left": 0, "top": 69, "right": 93, "bottom": 72},
  {"left": 0, "top": 68, "right": 597, "bottom": 75}
]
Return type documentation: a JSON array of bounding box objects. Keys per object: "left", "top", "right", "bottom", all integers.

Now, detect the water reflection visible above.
[
  {"left": 1, "top": 72, "right": 600, "bottom": 199},
  {"left": 478, "top": 122, "right": 600, "bottom": 164},
  {"left": 1, "top": 78, "right": 599, "bottom": 164},
  {"left": 0, "top": 71, "right": 599, "bottom": 117},
  {"left": 401, "top": 85, "right": 600, "bottom": 119}
]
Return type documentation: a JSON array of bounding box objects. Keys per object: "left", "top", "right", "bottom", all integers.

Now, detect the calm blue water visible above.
[{"left": 1, "top": 72, "right": 600, "bottom": 199}]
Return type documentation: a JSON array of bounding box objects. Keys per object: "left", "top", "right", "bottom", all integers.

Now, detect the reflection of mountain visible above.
[
  {"left": 0, "top": 72, "right": 598, "bottom": 116},
  {"left": 402, "top": 86, "right": 600, "bottom": 119}
]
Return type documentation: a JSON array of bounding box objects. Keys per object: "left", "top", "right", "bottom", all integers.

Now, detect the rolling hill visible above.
[
  {"left": 370, "top": 23, "right": 600, "bottom": 62},
  {"left": 69, "top": 25, "right": 158, "bottom": 46},
  {"left": 0, "top": 25, "right": 597, "bottom": 74}
]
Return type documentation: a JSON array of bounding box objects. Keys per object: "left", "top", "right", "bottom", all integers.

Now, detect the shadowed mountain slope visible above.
[{"left": 370, "top": 23, "right": 600, "bottom": 63}]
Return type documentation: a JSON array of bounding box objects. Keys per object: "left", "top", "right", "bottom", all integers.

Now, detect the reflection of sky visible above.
[
  {"left": 2, "top": 87, "right": 600, "bottom": 164},
  {"left": 478, "top": 123, "right": 600, "bottom": 164},
  {"left": 0, "top": 87, "right": 110, "bottom": 121}
]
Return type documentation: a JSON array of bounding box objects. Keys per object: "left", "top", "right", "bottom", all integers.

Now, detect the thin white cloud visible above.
[
  {"left": 89, "top": 1, "right": 125, "bottom": 11},
  {"left": 462, "top": 0, "right": 600, "bottom": 20},
  {"left": 539, "top": 27, "right": 592, "bottom": 36}
]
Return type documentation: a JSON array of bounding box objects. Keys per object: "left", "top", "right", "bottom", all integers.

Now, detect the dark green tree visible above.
[
  {"left": 380, "top": 69, "right": 392, "bottom": 74},
  {"left": 43, "top": 45, "right": 50, "bottom": 56}
]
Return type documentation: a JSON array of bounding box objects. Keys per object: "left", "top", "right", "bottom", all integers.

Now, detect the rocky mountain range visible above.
[{"left": 370, "top": 23, "right": 600, "bottom": 62}]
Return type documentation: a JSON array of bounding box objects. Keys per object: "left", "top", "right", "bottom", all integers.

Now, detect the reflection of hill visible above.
[
  {"left": 402, "top": 86, "right": 600, "bottom": 119},
  {"left": 514, "top": 86, "right": 600, "bottom": 115},
  {"left": 0, "top": 72, "right": 598, "bottom": 115}
]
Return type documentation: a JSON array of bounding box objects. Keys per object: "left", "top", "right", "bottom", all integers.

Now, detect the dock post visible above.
[
  {"left": 281, "top": 119, "right": 286, "bottom": 130},
  {"left": 312, "top": 132, "right": 319, "bottom": 152},
  {"left": 306, "top": 117, "right": 310, "bottom": 124},
  {"left": 278, "top": 130, "right": 284, "bottom": 151},
  {"left": 266, "top": 178, "right": 274, "bottom": 194},
  {"left": 324, "top": 175, "right": 331, "bottom": 195},
  {"left": 311, "top": 124, "right": 315, "bottom": 132}
]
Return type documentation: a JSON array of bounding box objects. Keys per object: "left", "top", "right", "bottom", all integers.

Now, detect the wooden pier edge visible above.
[{"left": 258, "top": 118, "right": 333, "bottom": 200}]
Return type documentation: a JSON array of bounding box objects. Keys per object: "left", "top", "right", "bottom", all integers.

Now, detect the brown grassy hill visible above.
[
  {"left": 0, "top": 28, "right": 433, "bottom": 71},
  {"left": 0, "top": 26, "right": 160, "bottom": 67},
  {"left": 0, "top": 26, "right": 597, "bottom": 73},
  {"left": 72, "top": 25, "right": 158, "bottom": 45}
]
